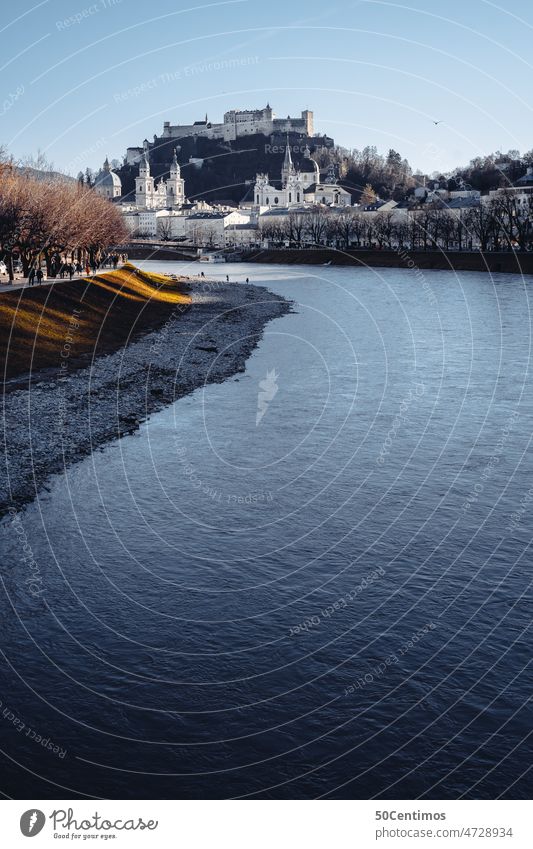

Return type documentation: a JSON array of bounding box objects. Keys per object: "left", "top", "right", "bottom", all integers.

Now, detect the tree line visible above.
[
  {"left": 0, "top": 156, "right": 127, "bottom": 280},
  {"left": 260, "top": 193, "right": 533, "bottom": 252},
  {"left": 316, "top": 146, "right": 533, "bottom": 204}
]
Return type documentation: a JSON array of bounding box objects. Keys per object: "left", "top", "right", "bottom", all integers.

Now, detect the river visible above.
[{"left": 0, "top": 261, "right": 531, "bottom": 799}]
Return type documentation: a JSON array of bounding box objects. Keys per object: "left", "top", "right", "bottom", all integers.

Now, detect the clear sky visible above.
[{"left": 2, "top": 0, "right": 533, "bottom": 175}]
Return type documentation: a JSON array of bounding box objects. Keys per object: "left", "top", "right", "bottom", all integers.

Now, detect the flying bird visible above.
[{"left": 433, "top": 120, "right": 443, "bottom": 125}]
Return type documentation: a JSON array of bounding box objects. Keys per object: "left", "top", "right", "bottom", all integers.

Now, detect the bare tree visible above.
[
  {"left": 374, "top": 211, "right": 396, "bottom": 248},
  {"left": 158, "top": 217, "right": 173, "bottom": 241},
  {"left": 394, "top": 219, "right": 409, "bottom": 249},
  {"left": 335, "top": 208, "right": 362, "bottom": 249},
  {"left": 439, "top": 211, "right": 458, "bottom": 250},
  {"left": 0, "top": 167, "right": 127, "bottom": 278},
  {"left": 463, "top": 201, "right": 497, "bottom": 251},
  {"left": 286, "top": 213, "right": 307, "bottom": 247},
  {"left": 492, "top": 190, "right": 525, "bottom": 250},
  {"left": 305, "top": 207, "right": 330, "bottom": 245}
]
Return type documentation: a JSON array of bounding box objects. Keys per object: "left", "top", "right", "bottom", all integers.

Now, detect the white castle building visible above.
[
  {"left": 126, "top": 106, "right": 315, "bottom": 165},
  {"left": 254, "top": 143, "right": 351, "bottom": 209},
  {"left": 155, "top": 104, "right": 314, "bottom": 146}
]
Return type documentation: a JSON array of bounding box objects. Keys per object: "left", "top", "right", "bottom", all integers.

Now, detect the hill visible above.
[{"left": 117, "top": 131, "right": 335, "bottom": 205}]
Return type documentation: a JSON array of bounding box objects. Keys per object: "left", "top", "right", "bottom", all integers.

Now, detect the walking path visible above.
[
  {"left": 0, "top": 276, "right": 67, "bottom": 293},
  {"left": 0, "top": 268, "right": 119, "bottom": 294}
]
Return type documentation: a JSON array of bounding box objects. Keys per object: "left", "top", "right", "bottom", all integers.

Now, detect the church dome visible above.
[
  {"left": 95, "top": 170, "right": 121, "bottom": 188},
  {"left": 95, "top": 158, "right": 122, "bottom": 190}
]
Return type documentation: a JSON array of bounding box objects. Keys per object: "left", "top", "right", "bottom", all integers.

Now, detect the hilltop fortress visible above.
[
  {"left": 126, "top": 104, "right": 315, "bottom": 165},
  {"left": 106, "top": 103, "right": 335, "bottom": 207},
  {"left": 165, "top": 103, "right": 313, "bottom": 139}
]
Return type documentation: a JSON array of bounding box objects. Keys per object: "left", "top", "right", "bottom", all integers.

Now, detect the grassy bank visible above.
[
  {"left": 244, "top": 248, "right": 533, "bottom": 274},
  {"left": 0, "top": 264, "right": 191, "bottom": 382}
]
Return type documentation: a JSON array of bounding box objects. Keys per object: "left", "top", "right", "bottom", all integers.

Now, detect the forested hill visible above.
[{"left": 116, "top": 131, "right": 335, "bottom": 205}]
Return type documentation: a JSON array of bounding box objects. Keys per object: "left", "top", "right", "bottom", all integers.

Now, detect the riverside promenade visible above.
[{"left": 0, "top": 264, "right": 126, "bottom": 293}]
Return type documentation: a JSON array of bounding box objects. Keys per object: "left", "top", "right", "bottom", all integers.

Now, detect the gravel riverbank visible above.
[{"left": 0, "top": 279, "right": 291, "bottom": 515}]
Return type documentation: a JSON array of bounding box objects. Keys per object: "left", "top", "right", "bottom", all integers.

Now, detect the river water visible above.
[{"left": 1, "top": 261, "right": 531, "bottom": 799}]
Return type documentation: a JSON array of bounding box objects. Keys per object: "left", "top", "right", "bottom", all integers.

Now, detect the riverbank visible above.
[
  {"left": 0, "top": 268, "right": 291, "bottom": 514},
  {"left": 244, "top": 248, "right": 533, "bottom": 274},
  {"left": 0, "top": 264, "right": 192, "bottom": 381}
]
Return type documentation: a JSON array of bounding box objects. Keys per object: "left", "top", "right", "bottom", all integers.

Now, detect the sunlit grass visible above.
[{"left": 0, "top": 265, "right": 192, "bottom": 381}]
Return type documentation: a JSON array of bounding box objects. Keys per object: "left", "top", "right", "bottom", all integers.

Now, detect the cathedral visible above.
[
  {"left": 254, "top": 142, "right": 351, "bottom": 209},
  {"left": 94, "top": 149, "right": 186, "bottom": 210},
  {"left": 135, "top": 148, "right": 185, "bottom": 209}
]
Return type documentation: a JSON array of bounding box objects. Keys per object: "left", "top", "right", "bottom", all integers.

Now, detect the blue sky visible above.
[{"left": 2, "top": 0, "right": 533, "bottom": 175}]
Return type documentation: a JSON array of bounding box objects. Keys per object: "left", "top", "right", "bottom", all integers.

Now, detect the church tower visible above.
[
  {"left": 166, "top": 148, "right": 185, "bottom": 207},
  {"left": 135, "top": 152, "right": 155, "bottom": 208},
  {"left": 281, "top": 136, "right": 295, "bottom": 187}
]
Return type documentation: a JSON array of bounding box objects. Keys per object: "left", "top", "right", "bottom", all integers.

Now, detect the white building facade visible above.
[
  {"left": 134, "top": 149, "right": 185, "bottom": 210},
  {"left": 254, "top": 144, "right": 351, "bottom": 210}
]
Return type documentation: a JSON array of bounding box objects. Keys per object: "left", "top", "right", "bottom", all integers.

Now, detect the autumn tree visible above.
[
  {"left": 359, "top": 183, "right": 376, "bottom": 207},
  {"left": 0, "top": 167, "right": 127, "bottom": 277}
]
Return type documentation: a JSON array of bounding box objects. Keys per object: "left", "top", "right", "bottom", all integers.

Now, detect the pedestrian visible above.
[
  {"left": 68, "top": 264, "right": 74, "bottom": 281},
  {"left": 246, "top": 277, "right": 249, "bottom": 283},
  {"left": 36, "top": 267, "right": 44, "bottom": 285},
  {"left": 226, "top": 274, "right": 229, "bottom": 282},
  {"left": 75, "top": 262, "right": 82, "bottom": 275},
  {"left": 85, "top": 262, "right": 90, "bottom": 276},
  {"left": 28, "top": 267, "right": 35, "bottom": 287}
]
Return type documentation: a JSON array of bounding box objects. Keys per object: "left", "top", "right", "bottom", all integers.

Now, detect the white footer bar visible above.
[{"left": 2, "top": 799, "right": 531, "bottom": 848}]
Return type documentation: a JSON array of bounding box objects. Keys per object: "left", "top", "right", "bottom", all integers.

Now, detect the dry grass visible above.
[{"left": 0, "top": 263, "right": 192, "bottom": 382}]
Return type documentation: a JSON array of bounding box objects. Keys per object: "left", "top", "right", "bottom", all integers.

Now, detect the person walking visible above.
[
  {"left": 68, "top": 263, "right": 74, "bottom": 281},
  {"left": 28, "top": 267, "right": 35, "bottom": 287},
  {"left": 36, "top": 267, "right": 44, "bottom": 286}
]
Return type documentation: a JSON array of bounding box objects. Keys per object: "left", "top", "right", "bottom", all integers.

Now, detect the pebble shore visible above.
[{"left": 0, "top": 279, "right": 291, "bottom": 515}]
